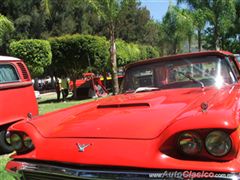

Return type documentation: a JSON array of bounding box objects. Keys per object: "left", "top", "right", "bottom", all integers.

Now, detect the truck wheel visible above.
[{"left": 0, "top": 130, "right": 13, "bottom": 154}]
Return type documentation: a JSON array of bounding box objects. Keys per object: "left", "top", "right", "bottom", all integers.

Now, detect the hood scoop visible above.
[{"left": 97, "top": 103, "right": 150, "bottom": 109}]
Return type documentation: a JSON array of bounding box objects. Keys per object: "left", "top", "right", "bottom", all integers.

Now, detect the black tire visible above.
[{"left": 0, "top": 129, "right": 13, "bottom": 154}]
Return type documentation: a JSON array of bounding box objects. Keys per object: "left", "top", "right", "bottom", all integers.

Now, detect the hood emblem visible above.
[
  {"left": 201, "top": 102, "right": 208, "bottom": 112},
  {"left": 76, "top": 143, "right": 92, "bottom": 152}
]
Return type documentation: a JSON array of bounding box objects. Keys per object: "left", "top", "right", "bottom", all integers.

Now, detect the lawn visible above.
[
  {"left": 0, "top": 92, "right": 94, "bottom": 179},
  {"left": 0, "top": 155, "right": 12, "bottom": 180},
  {"left": 38, "top": 92, "right": 93, "bottom": 115}
]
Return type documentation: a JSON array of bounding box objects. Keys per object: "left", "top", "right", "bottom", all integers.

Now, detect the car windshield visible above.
[{"left": 121, "top": 56, "right": 237, "bottom": 93}]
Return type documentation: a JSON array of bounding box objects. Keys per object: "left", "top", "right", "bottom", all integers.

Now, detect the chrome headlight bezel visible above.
[{"left": 205, "top": 130, "right": 232, "bottom": 157}]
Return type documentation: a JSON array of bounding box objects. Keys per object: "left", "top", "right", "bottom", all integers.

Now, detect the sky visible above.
[{"left": 140, "top": 0, "right": 177, "bottom": 21}]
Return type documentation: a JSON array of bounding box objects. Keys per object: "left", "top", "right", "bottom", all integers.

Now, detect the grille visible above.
[
  {"left": 17, "top": 62, "right": 30, "bottom": 80},
  {"left": 22, "top": 171, "right": 86, "bottom": 180}
]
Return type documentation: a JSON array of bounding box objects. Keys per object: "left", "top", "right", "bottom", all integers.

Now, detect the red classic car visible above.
[
  {"left": 69, "top": 73, "right": 109, "bottom": 99},
  {"left": 5, "top": 51, "right": 240, "bottom": 179},
  {"left": 0, "top": 56, "right": 38, "bottom": 154}
]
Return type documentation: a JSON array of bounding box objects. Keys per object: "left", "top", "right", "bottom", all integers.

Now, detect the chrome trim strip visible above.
[
  {"left": 0, "top": 81, "right": 32, "bottom": 90},
  {"left": 6, "top": 160, "right": 238, "bottom": 180},
  {"left": 7, "top": 161, "right": 155, "bottom": 180}
]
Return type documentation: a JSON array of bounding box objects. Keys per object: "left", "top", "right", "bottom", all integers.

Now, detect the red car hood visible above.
[{"left": 30, "top": 86, "right": 237, "bottom": 139}]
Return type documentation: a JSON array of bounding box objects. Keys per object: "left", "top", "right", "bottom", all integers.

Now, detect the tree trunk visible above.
[
  {"left": 103, "top": 68, "right": 107, "bottom": 87},
  {"left": 188, "top": 36, "right": 192, "bottom": 53},
  {"left": 110, "top": 26, "right": 119, "bottom": 95},
  {"left": 34, "top": 77, "right": 39, "bottom": 90},
  {"left": 73, "top": 78, "right": 77, "bottom": 99},
  {"left": 215, "top": 38, "right": 220, "bottom": 50},
  {"left": 50, "top": 73, "right": 55, "bottom": 89},
  {"left": 197, "top": 29, "right": 202, "bottom": 52},
  {"left": 221, "top": 35, "right": 224, "bottom": 50},
  {"left": 173, "top": 39, "right": 177, "bottom": 54},
  {"left": 213, "top": 24, "right": 220, "bottom": 50}
]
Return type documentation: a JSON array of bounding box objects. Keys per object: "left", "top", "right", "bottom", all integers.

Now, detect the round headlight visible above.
[
  {"left": 205, "top": 131, "right": 231, "bottom": 157},
  {"left": 178, "top": 132, "right": 202, "bottom": 155},
  {"left": 10, "top": 133, "right": 23, "bottom": 150},
  {"left": 23, "top": 134, "right": 33, "bottom": 149}
]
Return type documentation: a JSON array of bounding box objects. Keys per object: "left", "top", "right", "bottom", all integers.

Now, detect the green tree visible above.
[
  {"left": 178, "top": 0, "right": 236, "bottom": 50},
  {"left": 49, "top": 34, "right": 109, "bottom": 97},
  {"left": 162, "top": 5, "right": 192, "bottom": 54},
  {"left": 180, "top": 9, "right": 194, "bottom": 52},
  {"left": 225, "top": 0, "right": 240, "bottom": 53},
  {"left": 41, "top": 0, "right": 100, "bottom": 37},
  {"left": 0, "top": 14, "right": 14, "bottom": 53},
  {"left": 9, "top": 39, "right": 52, "bottom": 77},
  {"left": 0, "top": 0, "right": 49, "bottom": 39},
  {"left": 206, "top": 0, "right": 236, "bottom": 50},
  {"left": 116, "top": 39, "right": 159, "bottom": 66},
  {"left": 0, "top": 14, "right": 14, "bottom": 42},
  {"left": 87, "top": 0, "right": 122, "bottom": 94},
  {"left": 192, "top": 9, "right": 208, "bottom": 51},
  {"left": 116, "top": 0, "right": 153, "bottom": 44},
  {"left": 177, "top": 0, "right": 209, "bottom": 51},
  {"left": 141, "top": 20, "right": 160, "bottom": 47}
]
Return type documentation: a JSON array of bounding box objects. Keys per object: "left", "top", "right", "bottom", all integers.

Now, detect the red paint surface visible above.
[{"left": 0, "top": 60, "right": 38, "bottom": 126}]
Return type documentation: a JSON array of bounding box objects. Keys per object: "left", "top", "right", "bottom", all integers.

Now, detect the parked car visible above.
[
  {"left": 69, "top": 73, "right": 108, "bottom": 99},
  {"left": 6, "top": 51, "right": 240, "bottom": 179},
  {"left": 0, "top": 56, "right": 38, "bottom": 154},
  {"left": 100, "top": 74, "right": 124, "bottom": 92}
]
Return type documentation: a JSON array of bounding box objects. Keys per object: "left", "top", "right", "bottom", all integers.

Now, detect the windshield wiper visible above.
[
  {"left": 134, "top": 87, "right": 160, "bottom": 93},
  {"left": 178, "top": 72, "right": 205, "bottom": 88}
]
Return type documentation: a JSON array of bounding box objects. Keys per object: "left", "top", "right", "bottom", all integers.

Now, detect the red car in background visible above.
[
  {"left": 6, "top": 51, "right": 240, "bottom": 179},
  {"left": 69, "top": 73, "right": 108, "bottom": 99},
  {"left": 0, "top": 56, "right": 38, "bottom": 154}
]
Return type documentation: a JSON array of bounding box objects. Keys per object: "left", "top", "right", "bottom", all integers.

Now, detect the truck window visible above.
[{"left": 0, "top": 64, "right": 19, "bottom": 83}]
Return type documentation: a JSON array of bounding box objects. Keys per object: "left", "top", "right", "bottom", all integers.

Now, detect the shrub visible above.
[
  {"left": 9, "top": 39, "right": 52, "bottom": 77},
  {"left": 49, "top": 34, "right": 109, "bottom": 78}
]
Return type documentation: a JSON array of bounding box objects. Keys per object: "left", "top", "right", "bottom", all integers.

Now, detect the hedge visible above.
[
  {"left": 49, "top": 34, "right": 109, "bottom": 78},
  {"left": 9, "top": 34, "right": 159, "bottom": 78},
  {"left": 9, "top": 39, "right": 52, "bottom": 77}
]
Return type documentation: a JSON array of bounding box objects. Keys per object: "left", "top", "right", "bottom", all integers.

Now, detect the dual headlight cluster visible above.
[
  {"left": 10, "top": 132, "right": 34, "bottom": 153},
  {"left": 178, "top": 130, "right": 231, "bottom": 157}
]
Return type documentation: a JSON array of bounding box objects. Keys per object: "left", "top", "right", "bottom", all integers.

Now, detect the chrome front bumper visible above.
[{"left": 6, "top": 160, "right": 240, "bottom": 180}]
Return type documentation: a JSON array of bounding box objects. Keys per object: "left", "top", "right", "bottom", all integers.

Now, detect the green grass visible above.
[
  {"left": 0, "top": 155, "right": 12, "bottom": 180},
  {"left": 38, "top": 93, "right": 93, "bottom": 115},
  {"left": 0, "top": 93, "right": 94, "bottom": 179}
]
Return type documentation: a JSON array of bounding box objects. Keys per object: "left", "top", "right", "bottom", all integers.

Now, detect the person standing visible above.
[
  {"left": 61, "top": 77, "right": 69, "bottom": 101},
  {"left": 55, "top": 77, "right": 61, "bottom": 101}
]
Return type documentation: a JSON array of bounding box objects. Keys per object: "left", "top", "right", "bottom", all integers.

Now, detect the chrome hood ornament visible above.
[{"left": 76, "top": 143, "right": 92, "bottom": 152}]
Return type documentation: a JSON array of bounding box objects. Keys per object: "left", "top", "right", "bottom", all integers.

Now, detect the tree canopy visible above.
[
  {"left": 2, "top": 0, "right": 240, "bottom": 93},
  {"left": 9, "top": 39, "right": 52, "bottom": 77}
]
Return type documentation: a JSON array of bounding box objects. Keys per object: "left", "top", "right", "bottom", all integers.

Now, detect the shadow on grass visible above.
[
  {"left": 38, "top": 99, "right": 62, "bottom": 104},
  {"left": 38, "top": 96, "right": 90, "bottom": 105}
]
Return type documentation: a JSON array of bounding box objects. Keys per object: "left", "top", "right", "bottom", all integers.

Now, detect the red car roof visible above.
[
  {"left": 0, "top": 55, "right": 21, "bottom": 61},
  {"left": 126, "top": 50, "right": 234, "bottom": 69}
]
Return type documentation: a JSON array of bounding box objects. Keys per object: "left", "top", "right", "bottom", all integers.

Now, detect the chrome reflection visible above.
[{"left": 6, "top": 160, "right": 239, "bottom": 180}]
